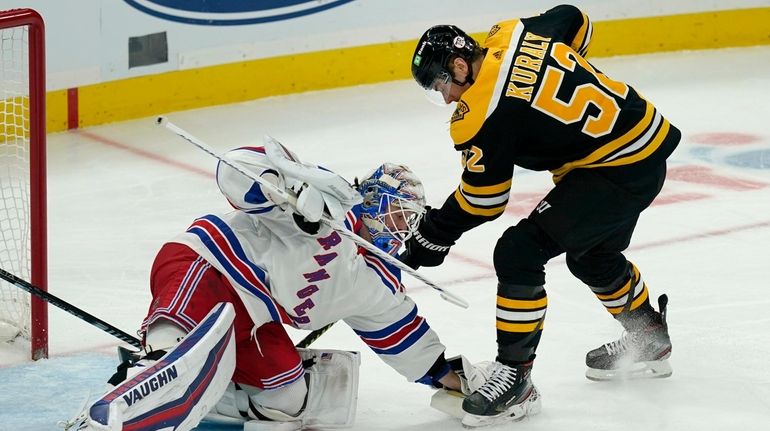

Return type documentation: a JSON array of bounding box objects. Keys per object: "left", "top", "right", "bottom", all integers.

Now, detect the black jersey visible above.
[{"left": 434, "top": 5, "right": 679, "bottom": 239}]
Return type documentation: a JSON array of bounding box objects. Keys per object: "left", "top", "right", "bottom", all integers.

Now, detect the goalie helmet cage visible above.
[{"left": 0, "top": 8, "right": 47, "bottom": 360}]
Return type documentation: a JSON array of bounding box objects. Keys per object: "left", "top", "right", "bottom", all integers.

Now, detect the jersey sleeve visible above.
[
  {"left": 216, "top": 146, "right": 284, "bottom": 215},
  {"left": 433, "top": 129, "right": 517, "bottom": 241},
  {"left": 343, "top": 294, "right": 446, "bottom": 383},
  {"left": 340, "top": 252, "right": 443, "bottom": 383},
  {"left": 524, "top": 4, "right": 593, "bottom": 56}
]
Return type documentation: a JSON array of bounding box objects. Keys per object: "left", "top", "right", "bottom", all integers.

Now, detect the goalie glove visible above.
[
  {"left": 429, "top": 355, "right": 495, "bottom": 419},
  {"left": 264, "top": 136, "right": 362, "bottom": 222},
  {"left": 293, "top": 183, "right": 325, "bottom": 223}
]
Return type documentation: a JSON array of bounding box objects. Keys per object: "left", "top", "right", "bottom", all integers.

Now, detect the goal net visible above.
[{"left": 0, "top": 8, "right": 47, "bottom": 360}]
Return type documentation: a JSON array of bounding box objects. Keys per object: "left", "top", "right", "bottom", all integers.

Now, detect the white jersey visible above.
[{"left": 169, "top": 146, "right": 446, "bottom": 382}]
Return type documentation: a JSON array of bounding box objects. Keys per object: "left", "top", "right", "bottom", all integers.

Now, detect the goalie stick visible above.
[
  {"left": 0, "top": 267, "right": 142, "bottom": 348},
  {"left": 1, "top": 267, "right": 332, "bottom": 352},
  {"left": 157, "top": 116, "right": 469, "bottom": 309}
]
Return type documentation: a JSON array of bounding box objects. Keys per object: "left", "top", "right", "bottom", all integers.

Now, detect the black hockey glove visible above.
[{"left": 400, "top": 207, "right": 454, "bottom": 270}]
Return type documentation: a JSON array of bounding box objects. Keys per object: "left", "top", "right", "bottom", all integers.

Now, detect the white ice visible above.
[{"left": 2, "top": 46, "right": 770, "bottom": 430}]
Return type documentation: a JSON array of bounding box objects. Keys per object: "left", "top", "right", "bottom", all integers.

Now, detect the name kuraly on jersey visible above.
[{"left": 444, "top": 5, "right": 679, "bottom": 224}]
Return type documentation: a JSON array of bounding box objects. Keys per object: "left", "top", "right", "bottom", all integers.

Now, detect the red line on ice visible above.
[{"left": 77, "top": 130, "right": 214, "bottom": 179}]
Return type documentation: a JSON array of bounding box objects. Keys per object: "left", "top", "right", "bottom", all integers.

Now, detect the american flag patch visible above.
[{"left": 321, "top": 352, "right": 333, "bottom": 361}]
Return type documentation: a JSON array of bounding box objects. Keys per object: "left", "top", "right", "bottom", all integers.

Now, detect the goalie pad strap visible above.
[{"left": 107, "top": 349, "right": 167, "bottom": 387}]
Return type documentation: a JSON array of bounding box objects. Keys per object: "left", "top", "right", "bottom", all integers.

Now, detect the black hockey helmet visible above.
[{"left": 411, "top": 25, "right": 479, "bottom": 90}]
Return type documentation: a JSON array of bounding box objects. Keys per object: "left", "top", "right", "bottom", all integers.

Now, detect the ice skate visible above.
[
  {"left": 461, "top": 361, "right": 541, "bottom": 428},
  {"left": 586, "top": 295, "right": 672, "bottom": 381}
]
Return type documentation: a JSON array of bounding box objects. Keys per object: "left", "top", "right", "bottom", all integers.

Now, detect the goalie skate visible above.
[{"left": 586, "top": 295, "right": 672, "bottom": 381}]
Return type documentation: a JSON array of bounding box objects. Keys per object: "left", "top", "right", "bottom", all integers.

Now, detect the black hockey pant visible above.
[{"left": 493, "top": 162, "right": 667, "bottom": 365}]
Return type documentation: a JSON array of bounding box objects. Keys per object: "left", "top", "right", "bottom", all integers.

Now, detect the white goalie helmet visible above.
[{"left": 357, "top": 163, "right": 426, "bottom": 255}]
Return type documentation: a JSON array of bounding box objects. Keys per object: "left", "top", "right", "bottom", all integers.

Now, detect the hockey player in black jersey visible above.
[{"left": 406, "top": 4, "right": 677, "bottom": 428}]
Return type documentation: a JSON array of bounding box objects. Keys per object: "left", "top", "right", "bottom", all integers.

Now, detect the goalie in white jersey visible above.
[{"left": 65, "top": 139, "right": 470, "bottom": 431}]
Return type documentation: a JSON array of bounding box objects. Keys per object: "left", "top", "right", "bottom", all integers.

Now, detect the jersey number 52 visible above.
[{"left": 532, "top": 43, "right": 628, "bottom": 138}]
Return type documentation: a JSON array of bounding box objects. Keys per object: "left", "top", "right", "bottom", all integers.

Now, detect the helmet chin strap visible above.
[{"left": 450, "top": 61, "right": 475, "bottom": 86}]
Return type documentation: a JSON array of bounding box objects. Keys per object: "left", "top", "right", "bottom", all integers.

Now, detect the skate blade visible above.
[
  {"left": 586, "top": 357, "right": 672, "bottom": 381},
  {"left": 461, "top": 387, "right": 542, "bottom": 429}
]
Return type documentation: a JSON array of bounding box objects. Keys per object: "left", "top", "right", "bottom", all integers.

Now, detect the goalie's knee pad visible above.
[
  {"left": 85, "top": 302, "right": 236, "bottom": 431},
  {"left": 208, "top": 348, "right": 360, "bottom": 429},
  {"left": 254, "top": 377, "right": 308, "bottom": 419},
  {"left": 209, "top": 379, "right": 309, "bottom": 423}
]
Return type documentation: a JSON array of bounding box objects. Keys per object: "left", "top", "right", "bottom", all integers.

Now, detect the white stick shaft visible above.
[{"left": 157, "top": 116, "right": 469, "bottom": 309}]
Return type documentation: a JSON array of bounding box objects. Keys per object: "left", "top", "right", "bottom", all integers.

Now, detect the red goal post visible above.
[{"left": 0, "top": 8, "right": 47, "bottom": 360}]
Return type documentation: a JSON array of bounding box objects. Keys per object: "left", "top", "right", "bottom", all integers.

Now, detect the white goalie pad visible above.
[
  {"left": 263, "top": 136, "right": 362, "bottom": 221},
  {"left": 299, "top": 348, "right": 361, "bottom": 429},
  {"left": 85, "top": 302, "right": 236, "bottom": 431},
  {"left": 206, "top": 348, "right": 360, "bottom": 431}
]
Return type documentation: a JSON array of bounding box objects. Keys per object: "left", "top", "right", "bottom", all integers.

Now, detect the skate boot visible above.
[
  {"left": 461, "top": 361, "right": 541, "bottom": 428},
  {"left": 586, "top": 294, "right": 672, "bottom": 381}
]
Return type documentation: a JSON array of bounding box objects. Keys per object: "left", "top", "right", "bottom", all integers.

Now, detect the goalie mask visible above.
[{"left": 357, "top": 164, "right": 426, "bottom": 255}]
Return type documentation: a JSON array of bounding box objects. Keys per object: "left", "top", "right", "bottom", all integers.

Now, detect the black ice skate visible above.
[
  {"left": 461, "top": 361, "right": 541, "bottom": 428},
  {"left": 586, "top": 294, "right": 672, "bottom": 381}
]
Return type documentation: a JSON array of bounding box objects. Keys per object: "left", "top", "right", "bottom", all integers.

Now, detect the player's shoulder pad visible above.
[
  {"left": 522, "top": 5, "right": 591, "bottom": 55},
  {"left": 450, "top": 20, "right": 520, "bottom": 147}
]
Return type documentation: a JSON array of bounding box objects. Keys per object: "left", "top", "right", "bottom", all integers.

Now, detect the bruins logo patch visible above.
[{"left": 451, "top": 101, "right": 470, "bottom": 123}]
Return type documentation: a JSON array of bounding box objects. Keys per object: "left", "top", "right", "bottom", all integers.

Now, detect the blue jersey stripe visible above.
[
  {"left": 367, "top": 320, "right": 430, "bottom": 355},
  {"left": 188, "top": 215, "right": 280, "bottom": 322}
]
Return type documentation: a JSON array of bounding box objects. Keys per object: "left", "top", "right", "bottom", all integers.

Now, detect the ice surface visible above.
[{"left": 2, "top": 46, "right": 770, "bottom": 430}]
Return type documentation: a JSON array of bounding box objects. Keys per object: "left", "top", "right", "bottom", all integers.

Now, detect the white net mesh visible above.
[{"left": 0, "top": 23, "right": 31, "bottom": 341}]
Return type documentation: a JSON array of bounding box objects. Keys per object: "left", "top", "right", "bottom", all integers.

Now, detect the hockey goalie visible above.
[{"left": 62, "top": 137, "right": 489, "bottom": 431}]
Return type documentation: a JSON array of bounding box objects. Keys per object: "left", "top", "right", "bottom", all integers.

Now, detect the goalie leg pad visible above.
[
  {"left": 244, "top": 419, "right": 302, "bottom": 431},
  {"left": 86, "top": 302, "right": 236, "bottom": 431},
  {"left": 207, "top": 348, "right": 360, "bottom": 429},
  {"left": 298, "top": 348, "right": 361, "bottom": 429}
]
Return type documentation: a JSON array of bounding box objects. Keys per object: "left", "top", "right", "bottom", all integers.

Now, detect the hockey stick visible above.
[
  {"left": 157, "top": 116, "right": 469, "bottom": 309},
  {"left": 296, "top": 322, "right": 335, "bottom": 349},
  {"left": 0, "top": 267, "right": 142, "bottom": 348},
  {"left": 1, "top": 266, "right": 333, "bottom": 354}
]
